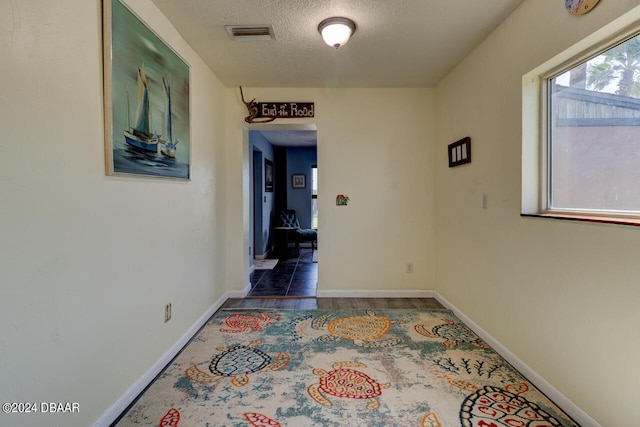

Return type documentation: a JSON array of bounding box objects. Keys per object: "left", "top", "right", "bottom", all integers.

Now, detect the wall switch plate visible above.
[{"left": 406, "top": 263, "right": 414, "bottom": 273}]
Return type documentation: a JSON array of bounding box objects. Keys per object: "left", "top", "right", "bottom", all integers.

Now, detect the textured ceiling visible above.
[{"left": 150, "top": 0, "right": 525, "bottom": 88}]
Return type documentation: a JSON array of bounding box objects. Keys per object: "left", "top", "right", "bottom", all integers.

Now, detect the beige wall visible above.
[
  {"left": 225, "top": 87, "right": 437, "bottom": 295},
  {"left": 436, "top": 2, "right": 640, "bottom": 426},
  {"left": 4, "top": 0, "right": 640, "bottom": 426},
  {"left": 0, "top": 1, "right": 228, "bottom": 426}
]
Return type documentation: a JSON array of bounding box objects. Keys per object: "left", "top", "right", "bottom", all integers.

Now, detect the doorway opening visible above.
[{"left": 246, "top": 124, "right": 318, "bottom": 297}]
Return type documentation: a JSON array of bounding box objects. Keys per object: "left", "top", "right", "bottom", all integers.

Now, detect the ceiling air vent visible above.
[{"left": 225, "top": 25, "right": 275, "bottom": 41}]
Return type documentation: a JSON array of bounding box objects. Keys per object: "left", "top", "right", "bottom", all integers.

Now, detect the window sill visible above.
[{"left": 521, "top": 213, "right": 640, "bottom": 227}]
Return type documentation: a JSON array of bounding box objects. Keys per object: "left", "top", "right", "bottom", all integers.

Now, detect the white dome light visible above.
[{"left": 318, "top": 17, "right": 356, "bottom": 49}]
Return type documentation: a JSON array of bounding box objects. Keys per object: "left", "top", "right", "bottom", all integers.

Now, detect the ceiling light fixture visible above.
[{"left": 318, "top": 17, "right": 356, "bottom": 49}]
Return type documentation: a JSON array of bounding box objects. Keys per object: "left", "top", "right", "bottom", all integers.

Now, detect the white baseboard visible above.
[
  {"left": 93, "top": 290, "right": 242, "bottom": 427},
  {"left": 95, "top": 289, "right": 599, "bottom": 427},
  {"left": 314, "top": 288, "right": 599, "bottom": 426},
  {"left": 433, "top": 292, "right": 601, "bottom": 427},
  {"left": 253, "top": 250, "right": 270, "bottom": 260}
]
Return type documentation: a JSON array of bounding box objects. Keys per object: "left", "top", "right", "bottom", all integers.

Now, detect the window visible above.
[
  {"left": 547, "top": 32, "right": 640, "bottom": 218},
  {"left": 523, "top": 18, "right": 640, "bottom": 225},
  {"left": 311, "top": 165, "right": 318, "bottom": 229}
]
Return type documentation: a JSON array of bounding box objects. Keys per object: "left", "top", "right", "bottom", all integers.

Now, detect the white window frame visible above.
[
  {"left": 522, "top": 9, "right": 640, "bottom": 226},
  {"left": 311, "top": 165, "right": 318, "bottom": 229}
]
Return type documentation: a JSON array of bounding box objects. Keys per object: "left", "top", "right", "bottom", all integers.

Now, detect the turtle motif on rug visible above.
[
  {"left": 421, "top": 412, "right": 443, "bottom": 427},
  {"left": 158, "top": 408, "right": 180, "bottom": 427},
  {"left": 185, "top": 340, "right": 290, "bottom": 387},
  {"left": 243, "top": 412, "right": 282, "bottom": 427},
  {"left": 415, "top": 318, "right": 488, "bottom": 348},
  {"left": 219, "top": 311, "right": 279, "bottom": 333},
  {"left": 459, "top": 383, "right": 564, "bottom": 427},
  {"left": 311, "top": 311, "right": 402, "bottom": 348},
  {"left": 308, "top": 361, "right": 391, "bottom": 410}
]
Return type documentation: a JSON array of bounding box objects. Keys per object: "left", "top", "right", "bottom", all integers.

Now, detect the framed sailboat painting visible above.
[{"left": 103, "top": 0, "right": 190, "bottom": 180}]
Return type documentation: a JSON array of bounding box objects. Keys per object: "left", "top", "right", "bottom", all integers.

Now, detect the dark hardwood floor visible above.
[
  {"left": 243, "top": 248, "right": 445, "bottom": 309},
  {"left": 248, "top": 248, "right": 317, "bottom": 297}
]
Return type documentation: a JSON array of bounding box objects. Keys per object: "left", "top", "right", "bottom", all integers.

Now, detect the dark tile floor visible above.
[{"left": 248, "top": 249, "right": 317, "bottom": 297}]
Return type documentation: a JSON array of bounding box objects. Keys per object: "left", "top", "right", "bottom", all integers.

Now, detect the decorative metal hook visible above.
[{"left": 240, "top": 86, "right": 275, "bottom": 123}]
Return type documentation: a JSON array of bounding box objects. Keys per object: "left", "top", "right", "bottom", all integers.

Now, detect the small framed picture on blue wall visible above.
[
  {"left": 265, "top": 159, "right": 274, "bottom": 192},
  {"left": 292, "top": 174, "right": 306, "bottom": 189}
]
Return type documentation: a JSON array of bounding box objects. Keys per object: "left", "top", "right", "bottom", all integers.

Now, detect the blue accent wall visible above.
[
  {"left": 249, "top": 131, "right": 275, "bottom": 258},
  {"left": 249, "top": 135, "right": 317, "bottom": 260},
  {"left": 286, "top": 147, "right": 317, "bottom": 229}
]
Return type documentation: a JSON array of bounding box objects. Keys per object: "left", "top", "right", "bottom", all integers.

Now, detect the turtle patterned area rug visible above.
[{"left": 114, "top": 309, "right": 580, "bottom": 427}]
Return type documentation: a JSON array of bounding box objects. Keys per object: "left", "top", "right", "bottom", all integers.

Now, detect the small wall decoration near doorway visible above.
[
  {"left": 448, "top": 137, "right": 471, "bottom": 168},
  {"left": 564, "top": 0, "right": 599, "bottom": 15},
  {"left": 336, "top": 194, "right": 350, "bottom": 206},
  {"left": 103, "top": 0, "right": 190, "bottom": 179},
  {"left": 265, "top": 159, "right": 274, "bottom": 192},
  {"left": 292, "top": 174, "right": 306, "bottom": 189}
]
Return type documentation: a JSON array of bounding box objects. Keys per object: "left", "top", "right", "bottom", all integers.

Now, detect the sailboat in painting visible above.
[
  {"left": 159, "top": 77, "right": 178, "bottom": 158},
  {"left": 124, "top": 64, "right": 160, "bottom": 152}
]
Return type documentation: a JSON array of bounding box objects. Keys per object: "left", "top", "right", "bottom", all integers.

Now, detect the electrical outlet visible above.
[
  {"left": 406, "top": 263, "right": 414, "bottom": 274},
  {"left": 164, "top": 303, "right": 172, "bottom": 323}
]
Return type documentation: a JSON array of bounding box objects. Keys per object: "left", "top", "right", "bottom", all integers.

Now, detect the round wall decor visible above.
[{"left": 565, "top": 0, "right": 600, "bottom": 16}]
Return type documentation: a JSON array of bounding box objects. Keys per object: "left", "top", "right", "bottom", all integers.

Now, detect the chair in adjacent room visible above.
[{"left": 279, "top": 209, "right": 317, "bottom": 255}]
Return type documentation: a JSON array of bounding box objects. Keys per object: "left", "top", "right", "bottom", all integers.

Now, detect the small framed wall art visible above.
[
  {"left": 265, "top": 159, "right": 274, "bottom": 192},
  {"left": 448, "top": 137, "right": 471, "bottom": 168},
  {"left": 292, "top": 174, "right": 306, "bottom": 189}
]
